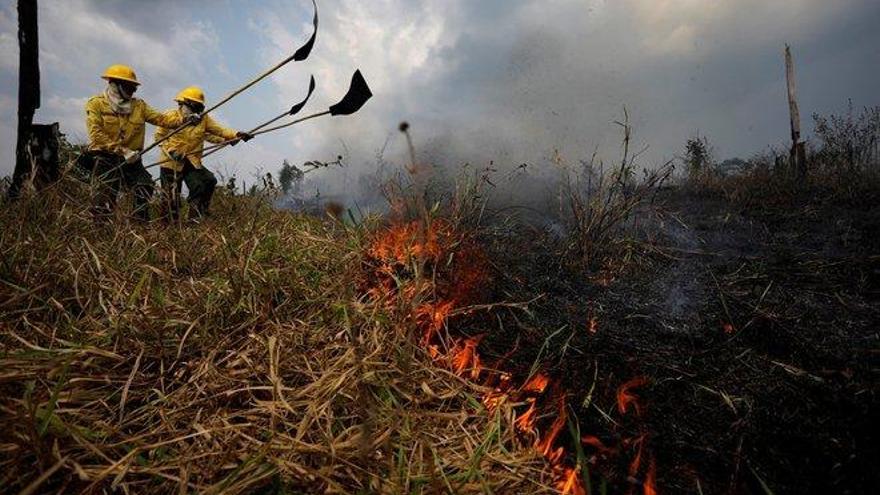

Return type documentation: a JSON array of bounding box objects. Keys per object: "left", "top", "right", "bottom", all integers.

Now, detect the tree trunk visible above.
[
  {"left": 9, "top": 0, "right": 40, "bottom": 199},
  {"left": 785, "top": 44, "right": 806, "bottom": 178}
]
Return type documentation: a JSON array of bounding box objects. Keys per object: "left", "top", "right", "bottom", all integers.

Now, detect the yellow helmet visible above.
[
  {"left": 175, "top": 86, "right": 206, "bottom": 105},
  {"left": 101, "top": 64, "right": 140, "bottom": 85}
]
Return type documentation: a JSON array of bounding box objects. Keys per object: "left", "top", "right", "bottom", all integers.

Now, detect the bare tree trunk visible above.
[
  {"left": 9, "top": 0, "right": 40, "bottom": 199},
  {"left": 785, "top": 44, "right": 806, "bottom": 178}
]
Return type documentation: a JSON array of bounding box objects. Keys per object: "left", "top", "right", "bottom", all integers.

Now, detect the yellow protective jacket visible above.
[
  {"left": 154, "top": 109, "right": 238, "bottom": 171},
  {"left": 85, "top": 94, "right": 184, "bottom": 156}
]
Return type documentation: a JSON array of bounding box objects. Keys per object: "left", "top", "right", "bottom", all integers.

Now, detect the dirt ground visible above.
[{"left": 461, "top": 187, "right": 879, "bottom": 494}]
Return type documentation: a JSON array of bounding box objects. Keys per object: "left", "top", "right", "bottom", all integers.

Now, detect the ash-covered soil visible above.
[{"left": 464, "top": 187, "right": 879, "bottom": 494}]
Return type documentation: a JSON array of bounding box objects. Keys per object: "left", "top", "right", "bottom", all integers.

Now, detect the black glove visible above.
[
  {"left": 122, "top": 149, "right": 140, "bottom": 164},
  {"left": 236, "top": 131, "right": 254, "bottom": 143}
]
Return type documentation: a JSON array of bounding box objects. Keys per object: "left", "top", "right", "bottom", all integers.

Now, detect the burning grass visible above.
[
  {"left": 360, "top": 214, "right": 595, "bottom": 494},
  {"left": 354, "top": 130, "right": 673, "bottom": 494},
  {"left": 0, "top": 177, "right": 560, "bottom": 494},
  {"left": 5, "top": 112, "right": 874, "bottom": 494}
]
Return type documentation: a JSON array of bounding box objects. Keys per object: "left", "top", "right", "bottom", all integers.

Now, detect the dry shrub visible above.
[
  {"left": 684, "top": 105, "right": 880, "bottom": 207},
  {"left": 688, "top": 150, "right": 880, "bottom": 208},
  {"left": 812, "top": 102, "right": 880, "bottom": 174},
  {"left": 0, "top": 175, "right": 556, "bottom": 493},
  {"left": 557, "top": 113, "right": 673, "bottom": 269}
]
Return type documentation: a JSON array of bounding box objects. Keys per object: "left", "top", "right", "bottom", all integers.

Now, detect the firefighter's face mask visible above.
[
  {"left": 114, "top": 81, "right": 137, "bottom": 99},
  {"left": 179, "top": 101, "right": 204, "bottom": 117}
]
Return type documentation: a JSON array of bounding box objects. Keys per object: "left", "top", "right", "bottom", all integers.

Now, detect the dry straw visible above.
[{"left": 0, "top": 176, "right": 556, "bottom": 494}]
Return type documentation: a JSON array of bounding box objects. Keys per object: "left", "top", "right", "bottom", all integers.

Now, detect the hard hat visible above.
[
  {"left": 101, "top": 64, "right": 140, "bottom": 85},
  {"left": 174, "top": 86, "right": 206, "bottom": 106}
]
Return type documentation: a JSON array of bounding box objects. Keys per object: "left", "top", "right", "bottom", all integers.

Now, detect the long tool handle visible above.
[
  {"left": 199, "top": 111, "right": 329, "bottom": 161},
  {"left": 253, "top": 111, "right": 330, "bottom": 138},
  {"left": 144, "top": 106, "right": 298, "bottom": 171},
  {"left": 144, "top": 108, "right": 331, "bottom": 174}
]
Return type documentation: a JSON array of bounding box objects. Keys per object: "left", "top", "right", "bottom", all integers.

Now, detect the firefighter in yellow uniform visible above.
[
  {"left": 78, "top": 64, "right": 198, "bottom": 221},
  {"left": 155, "top": 86, "right": 252, "bottom": 222}
]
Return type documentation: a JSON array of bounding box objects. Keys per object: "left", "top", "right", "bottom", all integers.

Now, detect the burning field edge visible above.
[
  {"left": 0, "top": 178, "right": 573, "bottom": 494},
  {"left": 2, "top": 157, "right": 879, "bottom": 494}
]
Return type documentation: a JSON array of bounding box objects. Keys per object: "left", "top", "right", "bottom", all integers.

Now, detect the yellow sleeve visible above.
[
  {"left": 85, "top": 98, "right": 123, "bottom": 155},
  {"left": 144, "top": 102, "right": 185, "bottom": 128},
  {"left": 153, "top": 110, "right": 176, "bottom": 142},
  {"left": 204, "top": 115, "right": 239, "bottom": 142}
]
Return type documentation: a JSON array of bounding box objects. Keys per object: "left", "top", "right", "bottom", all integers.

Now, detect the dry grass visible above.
[
  {"left": 683, "top": 158, "right": 880, "bottom": 209},
  {"left": 0, "top": 176, "right": 556, "bottom": 494},
  {"left": 682, "top": 104, "right": 880, "bottom": 207},
  {"left": 556, "top": 114, "right": 673, "bottom": 270}
]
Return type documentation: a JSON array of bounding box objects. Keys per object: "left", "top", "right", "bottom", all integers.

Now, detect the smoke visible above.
[
  {"left": 258, "top": 0, "right": 880, "bottom": 212},
  {"left": 3, "top": 1, "right": 878, "bottom": 189}
]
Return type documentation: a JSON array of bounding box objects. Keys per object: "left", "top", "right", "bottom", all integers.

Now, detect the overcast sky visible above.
[{"left": 1, "top": 0, "right": 879, "bottom": 189}]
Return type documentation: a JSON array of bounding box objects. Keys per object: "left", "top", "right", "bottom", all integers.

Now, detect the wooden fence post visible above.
[{"left": 785, "top": 44, "right": 807, "bottom": 178}]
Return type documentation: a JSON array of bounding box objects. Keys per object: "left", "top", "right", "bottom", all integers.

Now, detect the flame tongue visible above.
[
  {"left": 559, "top": 467, "right": 587, "bottom": 495},
  {"left": 582, "top": 435, "right": 615, "bottom": 455},
  {"left": 365, "top": 218, "right": 589, "bottom": 494},
  {"left": 628, "top": 435, "right": 645, "bottom": 482},
  {"left": 515, "top": 402, "right": 538, "bottom": 433},
  {"left": 364, "top": 219, "right": 657, "bottom": 495},
  {"left": 367, "top": 220, "right": 445, "bottom": 263},
  {"left": 536, "top": 398, "right": 568, "bottom": 461},
  {"left": 644, "top": 458, "right": 658, "bottom": 495},
  {"left": 451, "top": 336, "right": 483, "bottom": 379},
  {"left": 617, "top": 376, "right": 648, "bottom": 416},
  {"left": 617, "top": 377, "right": 658, "bottom": 494},
  {"left": 523, "top": 373, "right": 551, "bottom": 394}
]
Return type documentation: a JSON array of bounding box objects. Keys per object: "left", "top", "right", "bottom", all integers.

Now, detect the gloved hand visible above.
[
  {"left": 236, "top": 131, "right": 254, "bottom": 143},
  {"left": 123, "top": 148, "right": 139, "bottom": 164},
  {"left": 185, "top": 113, "right": 203, "bottom": 125},
  {"left": 169, "top": 151, "right": 186, "bottom": 162}
]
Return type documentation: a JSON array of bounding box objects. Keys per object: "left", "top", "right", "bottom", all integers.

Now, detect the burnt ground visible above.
[{"left": 461, "top": 187, "right": 879, "bottom": 494}]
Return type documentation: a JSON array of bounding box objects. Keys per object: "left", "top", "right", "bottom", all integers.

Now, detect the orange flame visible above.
[
  {"left": 522, "top": 373, "right": 551, "bottom": 394},
  {"left": 482, "top": 389, "right": 507, "bottom": 413},
  {"left": 582, "top": 435, "right": 614, "bottom": 455},
  {"left": 628, "top": 436, "right": 644, "bottom": 481},
  {"left": 587, "top": 317, "right": 598, "bottom": 335},
  {"left": 417, "top": 300, "right": 454, "bottom": 343},
  {"left": 536, "top": 398, "right": 568, "bottom": 462},
  {"left": 625, "top": 435, "right": 658, "bottom": 495},
  {"left": 617, "top": 377, "right": 648, "bottom": 416},
  {"left": 722, "top": 322, "right": 735, "bottom": 334},
  {"left": 644, "top": 458, "right": 658, "bottom": 495},
  {"left": 364, "top": 219, "right": 611, "bottom": 495},
  {"left": 515, "top": 402, "right": 538, "bottom": 433},
  {"left": 367, "top": 220, "right": 446, "bottom": 263},
  {"left": 558, "top": 467, "right": 587, "bottom": 495},
  {"left": 451, "top": 336, "right": 484, "bottom": 379}
]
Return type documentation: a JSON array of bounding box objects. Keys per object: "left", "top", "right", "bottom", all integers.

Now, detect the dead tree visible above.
[
  {"left": 785, "top": 44, "right": 807, "bottom": 178},
  {"left": 9, "top": 0, "right": 39, "bottom": 198}
]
